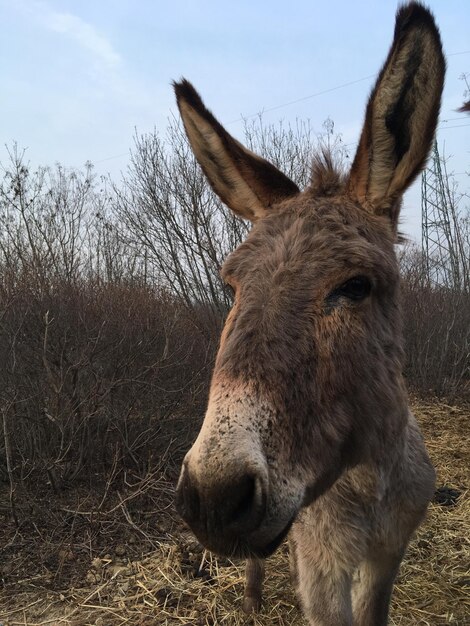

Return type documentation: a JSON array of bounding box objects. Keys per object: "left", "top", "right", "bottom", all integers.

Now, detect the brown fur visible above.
[
  {"left": 175, "top": 3, "right": 444, "bottom": 625},
  {"left": 310, "top": 151, "right": 345, "bottom": 197}
]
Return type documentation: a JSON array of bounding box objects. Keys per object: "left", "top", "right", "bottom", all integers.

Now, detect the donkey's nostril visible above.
[
  {"left": 176, "top": 464, "right": 267, "bottom": 541},
  {"left": 227, "top": 474, "right": 256, "bottom": 525},
  {"left": 224, "top": 473, "right": 266, "bottom": 534}
]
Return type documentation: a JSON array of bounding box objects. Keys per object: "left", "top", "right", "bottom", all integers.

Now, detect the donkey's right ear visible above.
[{"left": 174, "top": 80, "right": 299, "bottom": 221}]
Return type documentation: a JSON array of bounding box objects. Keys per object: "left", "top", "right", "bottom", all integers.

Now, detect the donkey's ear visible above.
[
  {"left": 458, "top": 100, "right": 470, "bottom": 114},
  {"left": 347, "top": 2, "right": 445, "bottom": 226},
  {"left": 174, "top": 80, "right": 299, "bottom": 221}
]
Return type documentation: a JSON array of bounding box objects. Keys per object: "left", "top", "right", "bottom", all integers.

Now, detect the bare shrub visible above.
[
  {"left": 400, "top": 243, "right": 470, "bottom": 398},
  {"left": 0, "top": 274, "right": 212, "bottom": 487},
  {"left": 0, "top": 147, "right": 214, "bottom": 508}
]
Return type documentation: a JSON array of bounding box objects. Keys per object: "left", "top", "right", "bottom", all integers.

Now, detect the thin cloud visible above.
[
  {"left": 24, "top": 1, "right": 121, "bottom": 69},
  {"left": 46, "top": 11, "right": 121, "bottom": 68}
]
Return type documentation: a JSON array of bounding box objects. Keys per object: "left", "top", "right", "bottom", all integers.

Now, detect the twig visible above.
[
  {"left": 117, "top": 493, "right": 158, "bottom": 550},
  {"left": 1, "top": 401, "right": 19, "bottom": 526}
]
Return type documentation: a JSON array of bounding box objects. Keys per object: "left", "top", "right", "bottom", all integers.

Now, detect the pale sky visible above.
[{"left": 1, "top": 0, "right": 469, "bottom": 241}]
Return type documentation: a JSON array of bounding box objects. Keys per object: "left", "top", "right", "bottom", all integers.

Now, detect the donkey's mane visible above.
[{"left": 309, "top": 149, "right": 345, "bottom": 197}]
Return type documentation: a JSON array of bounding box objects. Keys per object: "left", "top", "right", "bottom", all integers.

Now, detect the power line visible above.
[
  {"left": 95, "top": 151, "right": 129, "bottom": 164},
  {"left": 226, "top": 49, "right": 470, "bottom": 125},
  {"left": 439, "top": 123, "right": 470, "bottom": 130},
  {"left": 226, "top": 74, "right": 376, "bottom": 125},
  {"left": 441, "top": 116, "right": 469, "bottom": 123}
]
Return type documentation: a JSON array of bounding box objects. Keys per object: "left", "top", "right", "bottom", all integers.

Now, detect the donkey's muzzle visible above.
[{"left": 175, "top": 463, "right": 267, "bottom": 554}]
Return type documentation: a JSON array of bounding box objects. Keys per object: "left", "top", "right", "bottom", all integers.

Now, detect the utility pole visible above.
[{"left": 421, "top": 142, "right": 467, "bottom": 291}]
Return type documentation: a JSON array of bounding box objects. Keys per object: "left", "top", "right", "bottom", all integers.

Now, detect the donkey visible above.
[{"left": 175, "top": 3, "right": 444, "bottom": 624}]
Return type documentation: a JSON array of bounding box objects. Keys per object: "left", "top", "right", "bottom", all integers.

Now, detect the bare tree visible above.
[{"left": 113, "top": 116, "right": 347, "bottom": 325}]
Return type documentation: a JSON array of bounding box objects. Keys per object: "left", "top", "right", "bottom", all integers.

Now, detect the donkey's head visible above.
[{"left": 175, "top": 3, "right": 444, "bottom": 558}]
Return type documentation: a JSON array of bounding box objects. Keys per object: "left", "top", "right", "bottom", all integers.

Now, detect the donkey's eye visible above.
[
  {"left": 225, "top": 282, "right": 235, "bottom": 298},
  {"left": 222, "top": 274, "right": 237, "bottom": 299},
  {"left": 334, "top": 276, "right": 372, "bottom": 301}
]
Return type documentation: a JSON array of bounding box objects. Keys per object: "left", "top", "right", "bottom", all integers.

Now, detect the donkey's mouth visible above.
[
  {"left": 201, "top": 515, "right": 296, "bottom": 560},
  {"left": 244, "top": 515, "right": 295, "bottom": 558}
]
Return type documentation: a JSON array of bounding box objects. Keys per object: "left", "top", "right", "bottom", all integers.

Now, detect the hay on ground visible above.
[{"left": 1, "top": 400, "right": 469, "bottom": 625}]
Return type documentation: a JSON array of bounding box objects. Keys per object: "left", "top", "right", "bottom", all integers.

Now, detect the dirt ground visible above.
[{"left": 1, "top": 399, "right": 469, "bottom": 625}]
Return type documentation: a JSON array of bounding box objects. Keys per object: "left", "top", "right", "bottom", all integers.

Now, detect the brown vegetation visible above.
[{"left": 0, "top": 109, "right": 469, "bottom": 624}]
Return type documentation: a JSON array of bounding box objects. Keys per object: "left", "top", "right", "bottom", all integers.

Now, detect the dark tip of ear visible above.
[
  {"left": 173, "top": 78, "right": 220, "bottom": 132},
  {"left": 394, "top": 2, "right": 441, "bottom": 40},
  {"left": 457, "top": 101, "right": 470, "bottom": 113},
  {"left": 396, "top": 230, "right": 408, "bottom": 245},
  {"left": 173, "top": 78, "right": 204, "bottom": 108}
]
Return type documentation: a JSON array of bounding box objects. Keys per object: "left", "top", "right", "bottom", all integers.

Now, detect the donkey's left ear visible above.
[{"left": 347, "top": 2, "right": 445, "bottom": 226}]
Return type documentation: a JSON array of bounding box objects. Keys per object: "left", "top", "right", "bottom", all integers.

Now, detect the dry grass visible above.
[{"left": 1, "top": 400, "right": 469, "bottom": 625}]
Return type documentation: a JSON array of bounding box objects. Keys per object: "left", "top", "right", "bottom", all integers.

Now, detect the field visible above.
[{"left": 1, "top": 399, "right": 469, "bottom": 626}]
